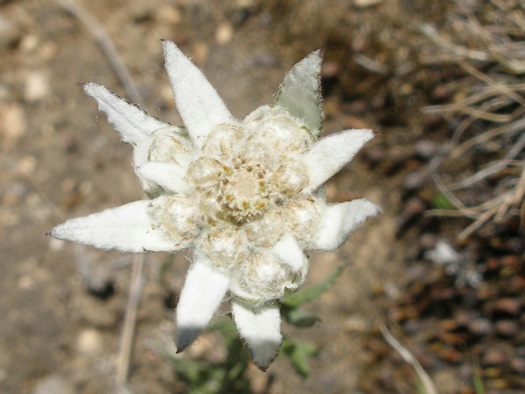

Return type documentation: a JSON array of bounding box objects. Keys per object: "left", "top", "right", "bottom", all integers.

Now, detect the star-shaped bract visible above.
[{"left": 51, "top": 41, "right": 380, "bottom": 370}]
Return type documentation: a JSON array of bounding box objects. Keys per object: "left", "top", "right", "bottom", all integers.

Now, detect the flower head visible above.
[{"left": 50, "top": 41, "right": 380, "bottom": 370}]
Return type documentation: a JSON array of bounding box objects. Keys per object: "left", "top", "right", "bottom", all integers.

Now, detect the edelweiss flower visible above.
[{"left": 51, "top": 41, "right": 380, "bottom": 370}]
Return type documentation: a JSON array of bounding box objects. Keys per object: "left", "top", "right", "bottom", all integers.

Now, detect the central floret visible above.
[
  {"left": 186, "top": 118, "right": 310, "bottom": 228},
  {"left": 217, "top": 158, "right": 272, "bottom": 223}
]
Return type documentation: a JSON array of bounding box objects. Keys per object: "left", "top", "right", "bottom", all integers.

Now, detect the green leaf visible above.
[
  {"left": 282, "top": 262, "right": 347, "bottom": 307},
  {"left": 472, "top": 360, "right": 485, "bottom": 394},
  {"left": 432, "top": 193, "right": 454, "bottom": 210},
  {"left": 281, "top": 337, "right": 319, "bottom": 378},
  {"left": 209, "top": 316, "right": 239, "bottom": 348},
  {"left": 281, "top": 306, "right": 319, "bottom": 327},
  {"left": 276, "top": 50, "right": 324, "bottom": 139},
  {"left": 169, "top": 316, "right": 252, "bottom": 394}
]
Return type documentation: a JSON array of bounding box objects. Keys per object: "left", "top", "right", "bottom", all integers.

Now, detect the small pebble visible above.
[
  {"left": 192, "top": 42, "right": 209, "bottom": 66},
  {"left": 0, "top": 83, "right": 8, "bottom": 101},
  {"left": 33, "top": 375, "right": 75, "bottom": 394},
  {"left": 0, "top": 14, "right": 21, "bottom": 48},
  {"left": 389, "top": 147, "right": 411, "bottom": 168},
  {"left": 495, "top": 320, "right": 519, "bottom": 337},
  {"left": 432, "top": 369, "right": 461, "bottom": 394},
  {"left": 20, "top": 34, "right": 39, "bottom": 53},
  {"left": 75, "top": 296, "right": 117, "bottom": 328},
  {"left": 403, "top": 168, "right": 430, "bottom": 189},
  {"left": 439, "top": 319, "right": 458, "bottom": 331},
  {"left": 483, "top": 347, "right": 509, "bottom": 366},
  {"left": 500, "top": 254, "right": 519, "bottom": 267},
  {"left": 405, "top": 197, "right": 427, "bottom": 215},
  {"left": 511, "top": 276, "right": 525, "bottom": 292},
  {"left": 485, "top": 257, "right": 500, "bottom": 272},
  {"left": 363, "top": 145, "right": 385, "bottom": 165},
  {"left": 321, "top": 61, "right": 341, "bottom": 78},
  {"left": 156, "top": 5, "right": 181, "bottom": 24},
  {"left": 343, "top": 316, "right": 367, "bottom": 332},
  {"left": 2, "top": 105, "right": 26, "bottom": 148},
  {"left": 422, "top": 113, "right": 445, "bottom": 128},
  {"left": 468, "top": 318, "right": 493, "bottom": 336},
  {"left": 215, "top": 22, "right": 233, "bottom": 44},
  {"left": 405, "top": 264, "right": 428, "bottom": 282},
  {"left": 515, "top": 346, "right": 525, "bottom": 358},
  {"left": 343, "top": 114, "right": 368, "bottom": 129},
  {"left": 130, "top": 2, "right": 154, "bottom": 22},
  {"left": 76, "top": 329, "right": 103, "bottom": 355},
  {"left": 492, "top": 298, "right": 521, "bottom": 316},
  {"left": 419, "top": 233, "right": 438, "bottom": 250},
  {"left": 414, "top": 140, "right": 440, "bottom": 160},
  {"left": 24, "top": 71, "right": 50, "bottom": 102},
  {"left": 438, "top": 347, "right": 462, "bottom": 363},
  {"left": 16, "top": 155, "right": 37, "bottom": 176},
  {"left": 48, "top": 237, "right": 65, "bottom": 251},
  {"left": 343, "top": 99, "right": 368, "bottom": 114},
  {"left": 353, "top": 0, "right": 384, "bottom": 7},
  {"left": 511, "top": 358, "right": 525, "bottom": 374},
  {"left": 432, "top": 84, "right": 452, "bottom": 100},
  {"left": 249, "top": 51, "right": 279, "bottom": 68}
]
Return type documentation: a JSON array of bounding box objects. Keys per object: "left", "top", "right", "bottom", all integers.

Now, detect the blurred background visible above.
[{"left": 0, "top": 0, "right": 523, "bottom": 393}]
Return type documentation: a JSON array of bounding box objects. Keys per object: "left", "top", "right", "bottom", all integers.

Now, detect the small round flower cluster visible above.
[{"left": 151, "top": 106, "right": 323, "bottom": 302}]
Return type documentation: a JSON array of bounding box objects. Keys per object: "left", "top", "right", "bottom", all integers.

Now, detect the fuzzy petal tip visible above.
[{"left": 232, "top": 300, "right": 282, "bottom": 370}]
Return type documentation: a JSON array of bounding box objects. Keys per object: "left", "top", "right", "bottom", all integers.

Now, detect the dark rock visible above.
[
  {"left": 491, "top": 298, "right": 521, "bottom": 316},
  {"left": 468, "top": 318, "right": 493, "bottom": 336},
  {"left": 414, "top": 140, "right": 440, "bottom": 160},
  {"left": 495, "top": 320, "right": 519, "bottom": 337},
  {"left": 419, "top": 233, "right": 438, "bottom": 250},
  {"left": 482, "top": 347, "right": 509, "bottom": 366},
  {"left": 511, "top": 358, "right": 525, "bottom": 374}
]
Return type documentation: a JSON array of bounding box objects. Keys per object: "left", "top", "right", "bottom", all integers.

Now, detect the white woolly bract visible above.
[
  {"left": 51, "top": 41, "right": 380, "bottom": 369},
  {"left": 231, "top": 299, "right": 282, "bottom": 370},
  {"left": 176, "top": 258, "right": 230, "bottom": 351}
]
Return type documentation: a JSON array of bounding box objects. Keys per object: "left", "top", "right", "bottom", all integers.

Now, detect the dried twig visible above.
[
  {"left": 450, "top": 118, "right": 525, "bottom": 159},
  {"left": 449, "top": 160, "right": 523, "bottom": 190},
  {"left": 381, "top": 326, "right": 438, "bottom": 394},
  {"left": 116, "top": 254, "right": 145, "bottom": 386},
  {"left": 353, "top": 53, "right": 389, "bottom": 75},
  {"left": 420, "top": 24, "right": 488, "bottom": 62},
  {"left": 459, "top": 61, "right": 525, "bottom": 106},
  {"left": 54, "top": 0, "right": 143, "bottom": 104},
  {"left": 509, "top": 167, "right": 525, "bottom": 210},
  {"left": 424, "top": 84, "right": 525, "bottom": 115},
  {"left": 54, "top": 1, "right": 147, "bottom": 384},
  {"left": 423, "top": 0, "right": 525, "bottom": 237}
]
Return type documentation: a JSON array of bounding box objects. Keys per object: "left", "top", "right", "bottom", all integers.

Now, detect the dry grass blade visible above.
[
  {"left": 510, "top": 166, "right": 525, "bottom": 208},
  {"left": 54, "top": 0, "right": 143, "bottom": 104},
  {"left": 420, "top": 24, "right": 488, "bottom": 62},
  {"left": 449, "top": 160, "right": 524, "bottom": 190},
  {"left": 450, "top": 118, "right": 525, "bottom": 160},
  {"left": 53, "top": 1, "right": 147, "bottom": 384},
  {"left": 458, "top": 61, "right": 525, "bottom": 106},
  {"left": 353, "top": 53, "right": 389, "bottom": 75},
  {"left": 381, "top": 326, "right": 437, "bottom": 394},
  {"left": 116, "top": 255, "right": 145, "bottom": 386},
  {"left": 423, "top": 0, "right": 525, "bottom": 238}
]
